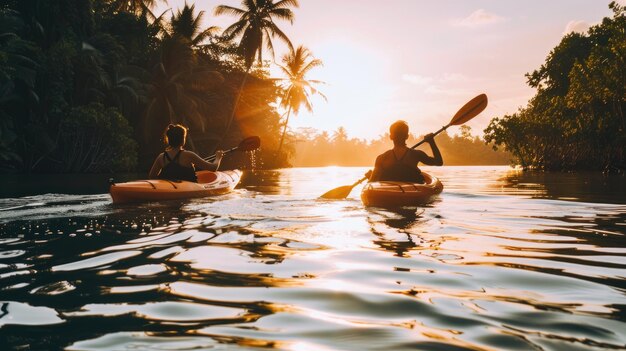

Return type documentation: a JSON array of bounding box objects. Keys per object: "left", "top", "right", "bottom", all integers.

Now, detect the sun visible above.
[{"left": 276, "top": 39, "right": 395, "bottom": 140}]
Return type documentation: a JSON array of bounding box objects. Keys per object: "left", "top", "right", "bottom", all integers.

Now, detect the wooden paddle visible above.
[
  {"left": 204, "top": 136, "right": 261, "bottom": 162},
  {"left": 320, "top": 94, "right": 488, "bottom": 199}
]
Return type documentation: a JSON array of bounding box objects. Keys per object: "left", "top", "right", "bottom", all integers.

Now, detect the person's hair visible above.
[
  {"left": 390, "top": 120, "right": 409, "bottom": 145},
  {"left": 164, "top": 124, "right": 187, "bottom": 148}
]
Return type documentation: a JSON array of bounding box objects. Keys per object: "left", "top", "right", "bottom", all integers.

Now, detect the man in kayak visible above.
[
  {"left": 149, "top": 124, "right": 224, "bottom": 182},
  {"left": 369, "top": 120, "right": 443, "bottom": 183}
]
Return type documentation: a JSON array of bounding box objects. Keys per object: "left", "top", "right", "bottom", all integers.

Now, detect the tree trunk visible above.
[
  {"left": 219, "top": 67, "right": 250, "bottom": 150},
  {"left": 276, "top": 106, "right": 292, "bottom": 156}
]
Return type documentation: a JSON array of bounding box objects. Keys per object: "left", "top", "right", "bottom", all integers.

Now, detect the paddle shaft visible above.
[
  {"left": 410, "top": 93, "right": 488, "bottom": 149},
  {"left": 352, "top": 175, "right": 369, "bottom": 187},
  {"left": 204, "top": 145, "right": 239, "bottom": 162},
  {"left": 409, "top": 125, "right": 448, "bottom": 150},
  {"left": 203, "top": 136, "right": 260, "bottom": 162}
]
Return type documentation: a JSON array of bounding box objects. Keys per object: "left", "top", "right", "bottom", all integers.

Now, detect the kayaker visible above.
[
  {"left": 148, "top": 124, "right": 224, "bottom": 182},
  {"left": 369, "top": 120, "right": 443, "bottom": 183}
]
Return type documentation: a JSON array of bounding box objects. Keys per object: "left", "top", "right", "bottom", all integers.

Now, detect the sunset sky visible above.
[{"left": 160, "top": 0, "right": 623, "bottom": 140}]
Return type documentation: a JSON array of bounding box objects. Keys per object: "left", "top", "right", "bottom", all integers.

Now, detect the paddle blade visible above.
[
  {"left": 320, "top": 185, "right": 355, "bottom": 199},
  {"left": 449, "top": 93, "right": 488, "bottom": 126},
  {"left": 238, "top": 136, "right": 261, "bottom": 152}
]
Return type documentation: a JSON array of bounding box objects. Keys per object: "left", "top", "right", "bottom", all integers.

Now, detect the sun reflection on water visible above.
[{"left": 0, "top": 166, "right": 625, "bottom": 350}]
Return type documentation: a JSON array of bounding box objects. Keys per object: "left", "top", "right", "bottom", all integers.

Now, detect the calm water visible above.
[{"left": 0, "top": 166, "right": 625, "bottom": 351}]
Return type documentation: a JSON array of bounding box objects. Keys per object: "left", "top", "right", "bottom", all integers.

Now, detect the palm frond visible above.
[
  {"left": 112, "top": 85, "right": 140, "bottom": 103},
  {"left": 277, "top": 64, "right": 293, "bottom": 78},
  {"left": 222, "top": 21, "right": 247, "bottom": 40},
  {"left": 268, "top": 8, "right": 295, "bottom": 22},
  {"left": 307, "top": 85, "right": 327, "bottom": 101},
  {"left": 243, "top": 0, "right": 257, "bottom": 11},
  {"left": 307, "top": 79, "right": 326, "bottom": 85},
  {"left": 273, "top": 0, "right": 299, "bottom": 9},
  {"left": 265, "top": 21, "right": 293, "bottom": 50},
  {"left": 193, "top": 26, "right": 220, "bottom": 46},
  {"left": 192, "top": 8, "right": 205, "bottom": 30},
  {"left": 262, "top": 28, "right": 275, "bottom": 60},
  {"left": 299, "top": 58, "right": 323, "bottom": 76},
  {"left": 214, "top": 5, "right": 247, "bottom": 17}
]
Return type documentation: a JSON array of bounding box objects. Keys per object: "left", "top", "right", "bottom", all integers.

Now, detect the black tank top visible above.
[
  {"left": 380, "top": 149, "right": 424, "bottom": 183},
  {"left": 158, "top": 150, "right": 198, "bottom": 182}
]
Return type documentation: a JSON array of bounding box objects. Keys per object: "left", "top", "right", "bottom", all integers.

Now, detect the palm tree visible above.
[
  {"left": 0, "top": 9, "right": 45, "bottom": 169},
  {"left": 275, "top": 45, "right": 326, "bottom": 155},
  {"left": 214, "top": 0, "right": 299, "bottom": 137},
  {"left": 73, "top": 32, "right": 151, "bottom": 117},
  {"left": 145, "top": 4, "right": 224, "bottom": 150},
  {"left": 170, "top": 3, "right": 219, "bottom": 46},
  {"left": 332, "top": 127, "right": 348, "bottom": 143},
  {"left": 215, "top": 0, "right": 298, "bottom": 68}
]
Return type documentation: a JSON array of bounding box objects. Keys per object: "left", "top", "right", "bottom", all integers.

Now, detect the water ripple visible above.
[{"left": 0, "top": 167, "right": 624, "bottom": 350}]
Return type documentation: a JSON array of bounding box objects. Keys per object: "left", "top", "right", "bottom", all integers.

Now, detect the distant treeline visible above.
[
  {"left": 0, "top": 0, "right": 300, "bottom": 173},
  {"left": 484, "top": 2, "right": 625, "bottom": 172},
  {"left": 289, "top": 125, "right": 511, "bottom": 167}
]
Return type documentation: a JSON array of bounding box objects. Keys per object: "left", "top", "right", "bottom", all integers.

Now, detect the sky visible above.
[{"left": 158, "top": 0, "right": 623, "bottom": 140}]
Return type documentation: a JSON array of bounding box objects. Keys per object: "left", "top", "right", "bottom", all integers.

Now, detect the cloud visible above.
[
  {"left": 563, "top": 20, "right": 590, "bottom": 35},
  {"left": 453, "top": 9, "right": 506, "bottom": 28},
  {"left": 401, "top": 74, "right": 433, "bottom": 86}
]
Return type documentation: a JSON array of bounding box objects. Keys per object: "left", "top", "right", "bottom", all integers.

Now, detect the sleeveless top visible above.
[
  {"left": 379, "top": 149, "right": 425, "bottom": 183},
  {"left": 158, "top": 150, "right": 198, "bottom": 182}
]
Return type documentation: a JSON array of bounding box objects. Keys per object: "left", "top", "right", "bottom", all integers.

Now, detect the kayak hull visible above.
[
  {"left": 361, "top": 172, "right": 443, "bottom": 207},
  {"left": 109, "top": 170, "right": 242, "bottom": 204}
]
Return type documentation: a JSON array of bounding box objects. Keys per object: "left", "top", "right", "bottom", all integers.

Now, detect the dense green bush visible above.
[
  {"left": 0, "top": 0, "right": 291, "bottom": 173},
  {"left": 485, "top": 2, "right": 625, "bottom": 172},
  {"left": 58, "top": 103, "right": 137, "bottom": 172}
]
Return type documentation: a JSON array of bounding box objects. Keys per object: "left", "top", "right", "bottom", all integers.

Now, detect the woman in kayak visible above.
[
  {"left": 369, "top": 120, "right": 443, "bottom": 183},
  {"left": 149, "top": 124, "right": 224, "bottom": 182}
]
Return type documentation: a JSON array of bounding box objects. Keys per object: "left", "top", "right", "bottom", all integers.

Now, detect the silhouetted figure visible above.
[
  {"left": 370, "top": 120, "right": 443, "bottom": 183},
  {"left": 149, "top": 124, "right": 224, "bottom": 182}
]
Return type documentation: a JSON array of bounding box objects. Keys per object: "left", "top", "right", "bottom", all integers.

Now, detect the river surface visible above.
[{"left": 0, "top": 166, "right": 625, "bottom": 350}]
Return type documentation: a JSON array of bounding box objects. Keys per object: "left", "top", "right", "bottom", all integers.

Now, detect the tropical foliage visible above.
[
  {"left": 484, "top": 2, "right": 625, "bottom": 172},
  {"left": 215, "top": 0, "right": 298, "bottom": 68},
  {"left": 290, "top": 126, "right": 510, "bottom": 167},
  {"left": 214, "top": 0, "right": 299, "bottom": 140},
  {"left": 0, "top": 0, "right": 292, "bottom": 173},
  {"left": 58, "top": 103, "right": 137, "bottom": 172},
  {"left": 275, "top": 45, "right": 326, "bottom": 157}
]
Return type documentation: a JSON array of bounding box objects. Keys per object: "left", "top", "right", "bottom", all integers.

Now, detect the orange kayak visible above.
[
  {"left": 361, "top": 172, "right": 443, "bottom": 207},
  {"left": 109, "top": 170, "right": 242, "bottom": 204}
]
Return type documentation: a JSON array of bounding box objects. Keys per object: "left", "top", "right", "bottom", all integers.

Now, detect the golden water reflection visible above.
[{"left": 0, "top": 166, "right": 624, "bottom": 350}]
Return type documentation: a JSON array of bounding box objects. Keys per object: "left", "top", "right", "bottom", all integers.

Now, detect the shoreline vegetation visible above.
[
  {"left": 485, "top": 2, "right": 625, "bottom": 173},
  {"left": 290, "top": 126, "right": 510, "bottom": 167},
  {"left": 0, "top": 1, "right": 622, "bottom": 174},
  {"left": 1, "top": 0, "right": 293, "bottom": 173}
]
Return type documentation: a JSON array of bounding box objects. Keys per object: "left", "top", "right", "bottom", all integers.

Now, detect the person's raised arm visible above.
[
  {"left": 419, "top": 133, "right": 443, "bottom": 166},
  {"left": 148, "top": 154, "right": 163, "bottom": 179},
  {"left": 190, "top": 150, "right": 224, "bottom": 171}
]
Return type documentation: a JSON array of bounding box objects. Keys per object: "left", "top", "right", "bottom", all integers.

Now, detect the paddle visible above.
[
  {"left": 204, "top": 136, "right": 261, "bottom": 162},
  {"left": 319, "top": 94, "right": 488, "bottom": 199},
  {"left": 319, "top": 174, "right": 371, "bottom": 200}
]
